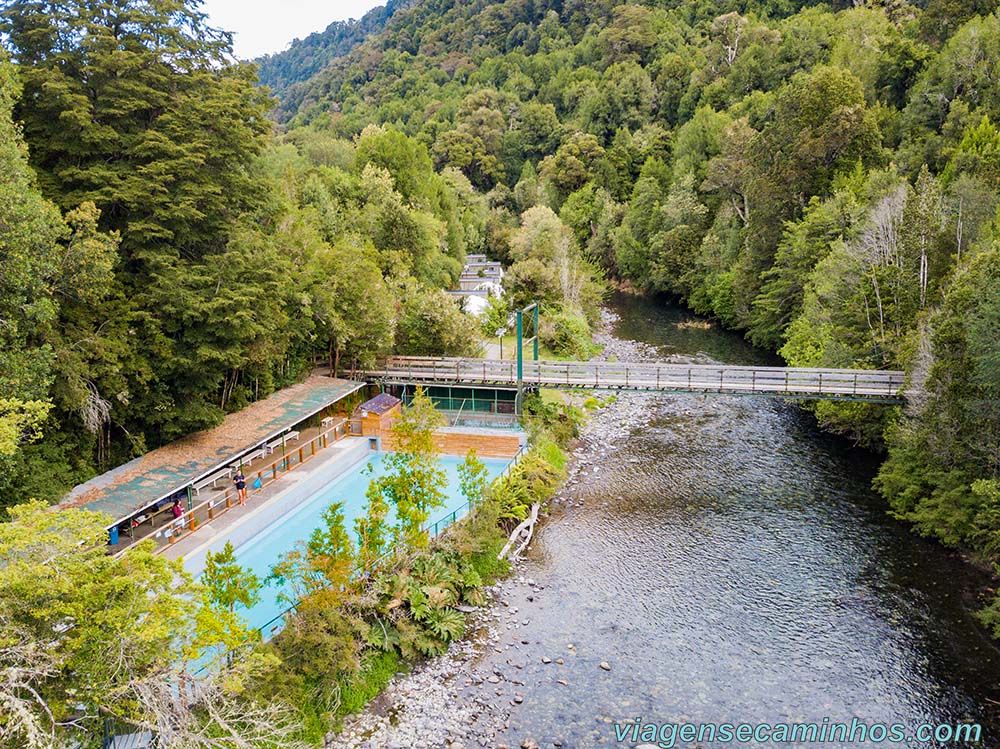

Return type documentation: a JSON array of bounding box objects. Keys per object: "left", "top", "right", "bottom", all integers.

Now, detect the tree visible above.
[
  {"left": 877, "top": 243, "right": 1000, "bottom": 549},
  {"left": 458, "top": 450, "right": 489, "bottom": 505},
  {"left": 734, "top": 66, "right": 883, "bottom": 323},
  {"left": 508, "top": 206, "right": 595, "bottom": 311},
  {"left": 0, "top": 56, "right": 61, "bottom": 469},
  {"left": 198, "top": 542, "right": 262, "bottom": 665},
  {"left": 366, "top": 388, "right": 447, "bottom": 548},
  {"left": 306, "top": 235, "right": 395, "bottom": 375},
  {"left": 356, "top": 482, "right": 391, "bottom": 576},
  {"left": 539, "top": 132, "right": 606, "bottom": 204},
  {"left": 393, "top": 280, "right": 483, "bottom": 357},
  {"left": 901, "top": 166, "right": 947, "bottom": 310},
  {"left": 270, "top": 502, "right": 355, "bottom": 611},
  {"left": 0, "top": 0, "right": 280, "bottom": 500},
  {"left": 0, "top": 502, "right": 194, "bottom": 746},
  {"left": 0, "top": 55, "right": 119, "bottom": 504},
  {"left": 354, "top": 124, "right": 436, "bottom": 203},
  {"left": 3, "top": 0, "right": 271, "bottom": 264}
]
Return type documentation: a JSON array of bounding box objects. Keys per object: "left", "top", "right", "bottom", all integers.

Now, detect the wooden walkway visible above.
[{"left": 360, "top": 357, "right": 906, "bottom": 402}]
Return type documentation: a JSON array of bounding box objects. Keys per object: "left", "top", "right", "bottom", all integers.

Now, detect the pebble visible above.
[{"left": 325, "top": 309, "right": 658, "bottom": 749}]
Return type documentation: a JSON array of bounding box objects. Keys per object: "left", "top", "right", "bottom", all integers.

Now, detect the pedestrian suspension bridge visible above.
[
  {"left": 359, "top": 302, "right": 905, "bottom": 404},
  {"left": 360, "top": 356, "right": 905, "bottom": 402}
]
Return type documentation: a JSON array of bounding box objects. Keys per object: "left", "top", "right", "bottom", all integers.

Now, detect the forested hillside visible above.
[
  {"left": 257, "top": 0, "right": 407, "bottom": 98},
  {"left": 2, "top": 0, "right": 999, "bottom": 623},
  {"left": 0, "top": 0, "right": 603, "bottom": 510},
  {"left": 263, "top": 0, "right": 1000, "bottom": 599},
  {"left": 0, "top": 0, "right": 505, "bottom": 507}
]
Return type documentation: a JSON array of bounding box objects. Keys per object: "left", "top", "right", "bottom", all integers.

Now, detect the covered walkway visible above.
[{"left": 62, "top": 375, "right": 366, "bottom": 550}]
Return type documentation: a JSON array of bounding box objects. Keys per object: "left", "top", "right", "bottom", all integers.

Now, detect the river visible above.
[{"left": 331, "top": 291, "right": 1000, "bottom": 749}]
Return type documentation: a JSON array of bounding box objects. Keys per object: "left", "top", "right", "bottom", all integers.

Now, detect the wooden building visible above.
[{"left": 358, "top": 393, "right": 402, "bottom": 440}]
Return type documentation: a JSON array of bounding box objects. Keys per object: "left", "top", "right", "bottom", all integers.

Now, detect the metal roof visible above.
[
  {"left": 359, "top": 392, "right": 401, "bottom": 415},
  {"left": 61, "top": 375, "right": 365, "bottom": 526}
]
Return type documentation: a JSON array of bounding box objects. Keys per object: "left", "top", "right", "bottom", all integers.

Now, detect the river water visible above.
[{"left": 486, "top": 291, "right": 1000, "bottom": 748}]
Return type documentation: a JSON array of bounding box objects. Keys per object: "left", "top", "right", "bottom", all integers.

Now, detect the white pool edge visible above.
[{"left": 182, "top": 439, "right": 373, "bottom": 575}]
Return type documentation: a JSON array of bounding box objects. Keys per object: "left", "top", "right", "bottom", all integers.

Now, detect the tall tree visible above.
[
  {"left": 0, "top": 56, "right": 61, "bottom": 464},
  {"left": 367, "top": 388, "right": 446, "bottom": 548},
  {"left": 2, "top": 0, "right": 271, "bottom": 266}
]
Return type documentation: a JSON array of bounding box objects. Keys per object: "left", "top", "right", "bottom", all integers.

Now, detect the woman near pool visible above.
[{"left": 233, "top": 470, "right": 247, "bottom": 505}]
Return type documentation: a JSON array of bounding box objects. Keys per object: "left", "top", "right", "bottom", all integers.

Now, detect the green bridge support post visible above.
[
  {"left": 516, "top": 309, "right": 523, "bottom": 414},
  {"left": 533, "top": 304, "right": 539, "bottom": 361},
  {"left": 514, "top": 301, "right": 539, "bottom": 416}
]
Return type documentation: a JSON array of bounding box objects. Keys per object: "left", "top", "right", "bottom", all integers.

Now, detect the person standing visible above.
[{"left": 233, "top": 469, "right": 247, "bottom": 505}]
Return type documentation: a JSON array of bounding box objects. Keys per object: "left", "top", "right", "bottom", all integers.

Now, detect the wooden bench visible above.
[
  {"left": 193, "top": 468, "right": 231, "bottom": 496},
  {"left": 230, "top": 447, "right": 263, "bottom": 471},
  {"left": 265, "top": 431, "right": 300, "bottom": 454},
  {"left": 321, "top": 416, "right": 334, "bottom": 429}
]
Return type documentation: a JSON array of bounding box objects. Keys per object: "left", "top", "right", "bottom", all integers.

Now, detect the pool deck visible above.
[{"left": 163, "top": 436, "right": 371, "bottom": 567}]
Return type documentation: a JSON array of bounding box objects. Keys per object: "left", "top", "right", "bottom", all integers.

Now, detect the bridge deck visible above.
[{"left": 360, "top": 357, "right": 906, "bottom": 402}]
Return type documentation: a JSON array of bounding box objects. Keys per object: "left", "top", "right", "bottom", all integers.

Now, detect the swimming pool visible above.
[{"left": 187, "top": 448, "right": 511, "bottom": 636}]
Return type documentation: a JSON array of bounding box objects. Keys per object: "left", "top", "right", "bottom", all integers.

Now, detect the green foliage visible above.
[
  {"left": 198, "top": 542, "right": 262, "bottom": 664},
  {"left": 0, "top": 502, "right": 196, "bottom": 744},
  {"left": 271, "top": 501, "right": 355, "bottom": 611},
  {"left": 539, "top": 309, "right": 600, "bottom": 359},
  {"left": 367, "top": 388, "right": 447, "bottom": 548},
  {"left": 394, "top": 279, "right": 483, "bottom": 358},
  {"left": 479, "top": 294, "right": 513, "bottom": 338},
  {"left": 355, "top": 481, "right": 391, "bottom": 577},
  {"left": 522, "top": 392, "right": 585, "bottom": 448},
  {"left": 488, "top": 446, "right": 566, "bottom": 522},
  {"left": 336, "top": 650, "right": 402, "bottom": 718},
  {"left": 458, "top": 450, "right": 490, "bottom": 505}
]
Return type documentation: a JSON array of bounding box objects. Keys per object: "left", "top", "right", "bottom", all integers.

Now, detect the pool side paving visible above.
[{"left": 164, "top": 436, "right": 370, "bottom": 569}]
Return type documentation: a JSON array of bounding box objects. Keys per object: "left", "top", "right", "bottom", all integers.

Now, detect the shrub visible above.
[{"left": 539, "top": 309, "right": 598, "bottom": 358}]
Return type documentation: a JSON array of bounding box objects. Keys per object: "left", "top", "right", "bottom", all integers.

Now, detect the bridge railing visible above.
[{"left": 362, "top": 357, "right": 906, "bottom": 400}]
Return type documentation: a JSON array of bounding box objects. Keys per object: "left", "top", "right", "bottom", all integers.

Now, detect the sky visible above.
[{"left": 201, "top": 0, "right": 386, "bottom": 59}]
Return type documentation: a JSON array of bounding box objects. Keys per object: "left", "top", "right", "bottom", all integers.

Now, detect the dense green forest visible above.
[
  {"left": 1, "top": 0, "right": 1000, "bottom": 744},
  {"left": 259, "top": 0, "right": 1000, "bottom": 605},
  {"left": 1, "top": 0, "right": 999, "bottom": 615},
  {"left": 256, "top": 0, "right": 408, "bottom": 97}
]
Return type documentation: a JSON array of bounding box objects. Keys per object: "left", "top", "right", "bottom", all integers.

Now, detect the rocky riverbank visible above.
[
  {"left": 324, "top": 308, "right": 658, "bottom": 749},
  {"left": 327, "top": 294, "right": 1000, "bottom": 749}
]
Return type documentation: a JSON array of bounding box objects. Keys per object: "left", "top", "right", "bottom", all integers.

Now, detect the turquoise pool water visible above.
[{"left": 217, "top": 451, "right": 510, "bottom": 635}]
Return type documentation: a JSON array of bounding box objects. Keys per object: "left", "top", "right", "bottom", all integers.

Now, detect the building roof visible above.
[
  {"left": 359, "top": 392, "right": 401, "bottom": 415},
  {"left": 61, "top": 375, "right": 365, "bottom": 526}
]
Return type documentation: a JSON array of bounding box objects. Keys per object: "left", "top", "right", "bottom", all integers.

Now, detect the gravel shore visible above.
[{"left": 325, "top": 307, "right": 657, "bottom": 749}]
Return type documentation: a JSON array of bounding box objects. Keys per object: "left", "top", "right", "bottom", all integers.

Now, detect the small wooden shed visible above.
[{"left": 358, "top": 393, "right": 402, "bottom": 438}]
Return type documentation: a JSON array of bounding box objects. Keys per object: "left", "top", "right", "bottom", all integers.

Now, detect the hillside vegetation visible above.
[
  {"left": 257, "top": 0, "right": 407, "bottom": 98},
  {"left": 1, "top": 0, "right": 999, "bottom": 627},
  {"left": 0, "top": 0, "right": 600, "bottom": 508},
  {"left": 2, "top": 0, "right": 1000, "bottom": 743},
  {"left": 268, "top": 0, "right": 1000, "bottom": 599}
]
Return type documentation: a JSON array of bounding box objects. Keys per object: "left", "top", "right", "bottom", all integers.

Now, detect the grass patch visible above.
[{"left": 337, "top": 650, "right": 404, "bottom": 718}]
